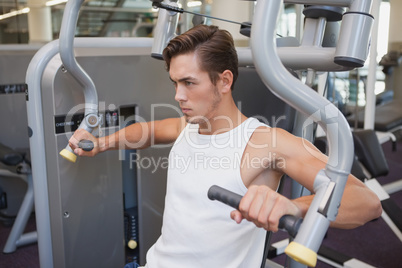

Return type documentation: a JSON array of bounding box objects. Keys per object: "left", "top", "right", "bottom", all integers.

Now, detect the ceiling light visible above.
[
  {"left": 0, "top": 7, "right": 30, "bottom": 20},
  {"left": 187, "top": 1, "right": 202, "bottom": 8},
  {"left": 46, "top": 0, "right": 68, "bottom": 7}
]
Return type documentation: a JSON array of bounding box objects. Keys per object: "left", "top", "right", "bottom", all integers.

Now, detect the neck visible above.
[{"left": 198, "top": 98, "right": 247, "bottom": 135}]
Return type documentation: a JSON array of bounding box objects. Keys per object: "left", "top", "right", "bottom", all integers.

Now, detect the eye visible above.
[{"left": 185, "top": 81, "right": 193, "bottom": 86}]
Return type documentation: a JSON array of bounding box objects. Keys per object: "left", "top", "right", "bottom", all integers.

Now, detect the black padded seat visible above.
[
  {"left": 314, "top": 136, "right": 368, "bottom": 181},
  {"left": 0, "top": 143, "right": 24, "bottom": 166},
  {"left": 352, "top": 129, "right": 389, "bottom": 178},
  {"left": 347, "top": 99, "right": 402, "bottom": 132}
]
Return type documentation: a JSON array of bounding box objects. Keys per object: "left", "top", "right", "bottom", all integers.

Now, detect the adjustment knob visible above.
[{"left": 128, "top": 240, "right": 137, "bottom": 249}]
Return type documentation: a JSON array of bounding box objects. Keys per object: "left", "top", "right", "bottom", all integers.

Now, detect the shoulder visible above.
[
  {"left": 164, "top": 116, "right": 187, "bottom": 133},
  {"left": 249, "top": 127, "right": 325, "bottom": 165},
  {"left": 247, "top": 126, "right": 306, "bottom": 162},
  {"left": 153, "top": 117, "right": 187, "bottom": 144},
  {"left": 248, "top": 126, "right": 293, "bottom": 148},
  {"left": 244, "top": 127, "right": 289, "bottom": 162}
]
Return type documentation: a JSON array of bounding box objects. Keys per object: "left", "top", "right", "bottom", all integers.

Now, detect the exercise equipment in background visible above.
[{"left": 0, "top": 143, "right": 37, "bottom": 253}]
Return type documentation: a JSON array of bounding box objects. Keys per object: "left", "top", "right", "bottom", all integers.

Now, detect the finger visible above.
[
  {"left": 257, "top": 189, "right": 277, "bottom": 230},
  {"left": 69, "top": 134, "right": 80, "bottom": 148},
  {"left": 74, "top": 148, "right": 96, "bottom": 158},
  {"left": 69, "top": 129, "right": 95, "bottom": 148},
  {"left": 275, "top": 197, "right": 303, "bottom": 230},
  {"left": 73, "top": 147, "right": 81, "bottom": 155},
  {"left": 246, "top": 187, "right": 269, "bottom": 228},
  {"left": 238, "top": 185, "right": 259, "bottom": 219},
  {"left": 267, "top": 195, "right": 291, "bottom": 232},
  {"left": 266, "top": 198, "right": 281, "bottom": 232},
  {"left": 230, "top": 210, "right": 243, "bottom": 224}
]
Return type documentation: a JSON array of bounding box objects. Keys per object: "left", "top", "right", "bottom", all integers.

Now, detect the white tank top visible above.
[{"left": 145, "top": 117, "right": 268, "bottom": 268}]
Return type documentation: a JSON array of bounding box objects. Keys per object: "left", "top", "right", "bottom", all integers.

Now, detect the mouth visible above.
[{"left": 181, "top": 107, "right": 191, "bottom": 114}]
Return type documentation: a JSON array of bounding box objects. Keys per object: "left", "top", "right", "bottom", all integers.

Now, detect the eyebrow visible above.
[{"left": 169, "top": 76, "right": 196, "bottom": 83}]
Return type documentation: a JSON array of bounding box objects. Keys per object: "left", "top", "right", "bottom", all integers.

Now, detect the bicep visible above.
[
  {"left": 274, "top": 129, "right": 327, "bottom": 192},
  {"left": 152, "top": 117, "right": 185, "bottom": 145}
]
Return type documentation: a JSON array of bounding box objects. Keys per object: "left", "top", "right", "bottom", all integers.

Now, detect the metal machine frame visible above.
[
  {"left": 25, "top": 0, "right": 375, "bottom": 267},
  {"left": 25, "top": 37, "right": 176, "bottom": 267}
]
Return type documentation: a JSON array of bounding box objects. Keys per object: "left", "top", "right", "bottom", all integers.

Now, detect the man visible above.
[{"left": 69, "top": 25, "right": 382, "bottom": 267}]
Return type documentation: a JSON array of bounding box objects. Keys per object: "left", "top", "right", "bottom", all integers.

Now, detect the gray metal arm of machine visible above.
[
  {"left": 151, "top": 0, "right": 373, "bottom": 72},
  {"left": 25, "top": 36, "right": 153, "bottom": 268},
  {"left": 151, "top": 0, "right": 179, "bottom": 60},
  {"left": 251, "top": 0, "right": 372, "bottom": 267},
  {"left": 58, "top": 0, "right": 102, "bottom": 163}
]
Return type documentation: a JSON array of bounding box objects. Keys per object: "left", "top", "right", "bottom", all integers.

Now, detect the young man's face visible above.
[{"left": 169, "top": 52, "right": 222, "bottom": 125}]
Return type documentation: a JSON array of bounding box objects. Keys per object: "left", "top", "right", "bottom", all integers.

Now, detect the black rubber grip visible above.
[
  {"left": 208, "top": 185, "right": 242, "bottom": 209},
  {"left": 78, "top": 140, "right": 94, "bottom": 152},
  {"left": 208, "top": 185, "right": 302, "bottom": 237},
  {"left": 278, "top": 215, "right": 303, "bottom": 238}
]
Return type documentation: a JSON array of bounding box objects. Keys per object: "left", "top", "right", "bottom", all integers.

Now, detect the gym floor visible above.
[{"left": 1, "top": 135, "right": 401, "bottom": 268}]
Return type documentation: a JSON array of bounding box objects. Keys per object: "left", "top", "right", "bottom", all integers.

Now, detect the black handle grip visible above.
[
  {"left": 208, "top": 185, "right": 242, "bottom": 209},
  {"left": 78, "top": 140, "right": 94, "bottom": 152},
  {"left": 278, "top": 215, "right": 303, "bottom": 238},
  {"left": 208, "top": 185, "right": 302, "bottom": 237}
]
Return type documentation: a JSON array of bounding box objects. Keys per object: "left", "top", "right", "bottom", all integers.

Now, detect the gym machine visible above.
[
  {"left": 25, "top": 0, "right": 375, "bottom": 267},
  {"left": 1, "top": 144, "right": 36, "bottom": 253},
  {"left": 152, "top": 0, "right": 374, "bottom": 267},
  {"left": 0, "top": 46, "right": 38, "bottom": 253},
  {"left": 246, "top": 0, "right": 372, "bottom": 267},
  {"left": 25, "top": 0, "right": 178, "bottom": 266},
  {"left": 24, "top": 1, "right": 297, "bottom": 266}
]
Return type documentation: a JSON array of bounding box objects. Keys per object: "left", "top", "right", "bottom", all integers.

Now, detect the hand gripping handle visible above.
[
  {"left": 59, "top": 140, "right": 94, "bottom": 163},
  {"left": 78, "top": 140, "right": 94, "bottom": 152},
  {"left": 207, "top": 185, "right": 302, "bottom": 237}
]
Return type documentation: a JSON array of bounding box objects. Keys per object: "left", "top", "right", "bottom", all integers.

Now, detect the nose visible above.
[{"left": 174, "top": 85, "right": 187, "bottom": 103}]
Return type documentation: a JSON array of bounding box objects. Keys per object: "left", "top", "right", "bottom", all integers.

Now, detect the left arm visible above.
[
  {"left": 232, "top": 128, "right": 382, "bottom": 231},
  {"left": 278, "top": 128, "right": 382, "bottom": 228}
]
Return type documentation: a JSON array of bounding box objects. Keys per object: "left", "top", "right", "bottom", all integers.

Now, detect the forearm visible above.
[
  {"left": 98, "top": 122, "right": 152, "bottom": 152},
  {"left": 330, "top": 176, "right": 382, "bottom": 229},
  {"left": 292, "top": 176, "right": 382, "bottom": 229},
  {"left": 98, "top": 118, "right": 182, "bottom": 152}
]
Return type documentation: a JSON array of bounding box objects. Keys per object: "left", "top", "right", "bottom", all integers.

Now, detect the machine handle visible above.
[
  {"left": 59, "top": 140, "right": 94, "bottom": 162},
  {"left": 208, "top": 185, "right": 302, "bottom": 237},
  {"left": 208, "top": 185, "right": 242, "bottom": 208},
  {"left": 58, "top": 0, "right": 100, "bottom": 163},
  {"left": 78, "top": 140, "right": 94, "bottom": 152}
]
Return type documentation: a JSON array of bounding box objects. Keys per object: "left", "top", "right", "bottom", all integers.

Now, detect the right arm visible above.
[{"left": 69, "top": 117, "right": 185, "bottom": 157}]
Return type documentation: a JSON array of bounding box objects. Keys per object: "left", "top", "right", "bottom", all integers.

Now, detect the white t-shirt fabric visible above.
[{"left": 145, "top": 117, "right": 269, "bottom": 268}]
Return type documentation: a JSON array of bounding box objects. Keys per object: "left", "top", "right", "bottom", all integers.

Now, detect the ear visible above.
[{"left": 220, "top": 70, "right": 233, "bottom": 93}]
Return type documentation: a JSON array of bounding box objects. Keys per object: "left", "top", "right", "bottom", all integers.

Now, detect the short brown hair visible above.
[{"left": 162, "top": 25, "right": 238, "bottom": 90}]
